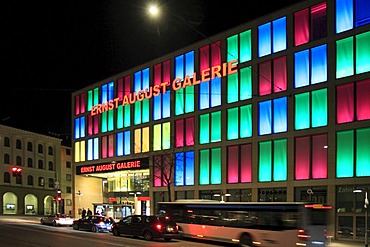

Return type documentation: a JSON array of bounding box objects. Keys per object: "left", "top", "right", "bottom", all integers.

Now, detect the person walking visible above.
[
  {"left": 81, "top": 208, "right": 86, "bottom": 218},
  {"left": 87, "top": 208, "right": 92, "bottom": 216}
]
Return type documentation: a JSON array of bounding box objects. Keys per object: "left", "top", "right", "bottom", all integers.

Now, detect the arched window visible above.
[
  {"left": 27, "top": 158, "right": 33, "bottom": 168},
  {"left": 4, "top": 137, "right": 10, "bottom": 147},
  {"left": 48, "top": 161, "right": 54, "bottom": 171},
  {"left": 27, "top": 175, "right": 34, "bottom": 186},
  {"left": 4, "top": 154, "right": 10, "bottom": 164},
  {"left": 48, "top": 146, "right": 54, "bottom": 155},
  {"left": 16, "top": 175, "right": 22, "bottom": 185},
  {"left": 38, "top": 160, "right": 44, "bottom": 169},
  {"left": 27, "top": 142, "right": 33, "bottom": 151},
  {"left": 38, "top": 177, "right": 44, "bottom": 186},
  {"left": 16, "top": 156, "right": 22, "bottom": 165},
  {"left": 48, "top": 178, "right": 55, "bottom": 188},
  {"left": 16, "top": 139, "right": 22, "bottom": 149},
  {"left": 38, "top": 144, "right": 43, "bottom": 154},
  {"left": 4, "top": 172, "right": 10, "bottom": 183}
]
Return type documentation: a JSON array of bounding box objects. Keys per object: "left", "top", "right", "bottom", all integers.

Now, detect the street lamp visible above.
[
  {"left": 354, "top": 189, "right": 369, "bottom": 247},
  {"left": 214, "top": 193, "right": 231, "bottom": 203}
]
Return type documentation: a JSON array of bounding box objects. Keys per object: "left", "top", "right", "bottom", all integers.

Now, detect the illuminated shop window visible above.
[
  {"left": 294, "top": 44, "right": 327, "bottom": 88},
  {"left": 295, "top": 134, "right": 328, "bottom": 180},
  {"left": 101, "top": 82, "right": 115, "bottom": 133},
  {"left": 174, "top": 151, "right": 195, "bottom": 186},
  {"left": 87, "top": 138, "right": 99, "bottom": 161},
  {"left": 153, "top": 122, "right": 170, "bottom": 151},
  {"left": 258, "top": 139, "right": 287, "bottom": 182},
  {"left": 227, "top": 144, "right": 252, "bottom": 184},
  {"left": 258, "top": 16, "right": 286, "bottom": 57},
  {"left": 227, "top": 66, "right": 252, "bottom": 104},
  {"left": 227, "top": 104, "right": 252, "bottom": 140},
  {"left": 199, "top": 111, "right": 221, "bottom": 144},
  {"left": 336, "top": 0, "right": 370, "bottom": 33},
  {"left": 199, "top": 42, "right": 222, "bottom": 110},
  {"left": 101, "top": 134, "right": 114, "bottom": 159},
  {"left": 336, "top": 31, "right": 370, "bottom": 78},
  {"left": 294, "top": 89, "right": 327, "bottom": 130},
  {"left": 153, "top": 60, "right": 170, "bottom": 120},
  {"left": 134, "top": 68, "right": 150, "bottom": 125},
  {"left": 74, "top": 141, "right": 86, "bottom": 163},
  {"left": 153, "top": 154, "right": 170, "bottom": 187},
  {"left": 74, "top": 117, "right": 85, "bottom": 139},
  {"left": 199, "top": 148, "right": 221, "bottom": 185},
  {"left": 337, "top": 80, "right": 370, "bottom": 124},
  {"left": 116, "top": 131, "right": 130, "bottom": 156},
  {"left": 175, "top": 117, "right": 194, "bottom": 147},
  {"left": 294, "top": 2, "right": 327, "bottom": 46},
  {"left": 116, "top": 76, "right": 131, "bottom": 129},
  {"left": 74, "top": 93, "right": 85, "bottom": 115},
  {"left": 227, "top": 29, "right": 252, "bottom": 64},
  {"left": 258, "top": 97, "right": 287, "bottom": 135},
  {"left": 134, "top": 127, "right": 149, "bottom": 154},
  {"left": 259, "top": 56, "right": 287, "bottom": 96},
  {"left": 337, "top": 128, "right": 370, "bottom": 178},
  {"left": 174, "top": 51, "right": 195, "bottom": 115}
]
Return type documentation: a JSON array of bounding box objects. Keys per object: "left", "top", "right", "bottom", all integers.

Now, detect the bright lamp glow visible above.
[{"left": 149, "top": 5, "right": 159, "bottom": 16}]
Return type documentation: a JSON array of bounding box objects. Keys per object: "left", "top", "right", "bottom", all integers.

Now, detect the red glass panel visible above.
[
  {"left": 356, "top": 79, "right": 370, "bottom": 120},
  {"left": 259, "top": 60, "right": 272, "bottom": 96},
  {"left": 312, "top": 134, "right": 328, "bottom": 179},
  {"left": 185, "top": 117, "right": 195, "bottom": 146},
  {"left": 273, "top": 56, "right": 287, "bottom": 92},
  {"left": 294, "top": 8, "right": 309, "bottom": 46},
  {"left": 240, "top": 144, "right": 252, "bottom": 183},
  {"left": 175, "top": 119, "right": 184, "bottom": 148},
  {"left": 227, "top": 145, "right": 239, "bottom": 183},
  {"left": 101, "top": 136, "right": 107, "bottom": 159},
  {"left": 337, "top": 83, "right": 354, "bottom": 124},
  {"left": 295, "top": 136, "right": 310, "bottom": 180}
]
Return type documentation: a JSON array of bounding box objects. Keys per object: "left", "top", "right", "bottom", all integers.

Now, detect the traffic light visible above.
[
  {"left": 56, "top": 189, "right": 62, "bottom": 201},
  {"left": 11, "top": 167, "right": 22, "bottom": 177}
]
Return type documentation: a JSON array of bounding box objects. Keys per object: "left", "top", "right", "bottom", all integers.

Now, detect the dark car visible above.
[
  {"left": 72, "top": 215, "right": 114, "bottom": 233},
  {"left": 111, "top": 215, "right": 179, "bottom": 241}
]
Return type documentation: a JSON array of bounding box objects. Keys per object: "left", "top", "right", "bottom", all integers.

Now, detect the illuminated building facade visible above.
[{"left": 72, "top": 0, "right": 370, "bottom": 241}]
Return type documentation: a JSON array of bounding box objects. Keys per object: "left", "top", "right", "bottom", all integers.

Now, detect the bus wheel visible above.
[{"left": 239, "top": 233, "right": 253, "bottom": 247}]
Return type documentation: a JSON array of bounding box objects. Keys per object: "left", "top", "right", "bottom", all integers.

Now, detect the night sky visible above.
[{"left": 1, "top": 0, "right": 299, "bottom": 141}]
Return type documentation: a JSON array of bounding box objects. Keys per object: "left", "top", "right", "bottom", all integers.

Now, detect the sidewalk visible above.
[{"left": 329, "top": 239, "right": 365, "bottom": 247}]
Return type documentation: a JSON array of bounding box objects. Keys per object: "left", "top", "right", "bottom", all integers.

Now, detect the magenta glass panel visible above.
[
  {"left": 153, "top": 156, "right": 162, "bottom": 187},
  {"left": 75, "top": 95, "right": 80, "bottom": 115},
  {"left": 227, "top": 145, "right": 239, "bottom": 184},
  {"left": 124, "top": 76, "right": 131, "bottom": 96},
  {"left": 337, "top": 83, "right": 354, "bottom": 124},
  {"left": 88, "top": 115, "right": 93, "bottom": 136},
  {"left": 199, "top": 46, "right": 210, "bottom": 71},
  {"left": 294, "top": 8, "right": 309, "bottom": 46},
  {"left": 259, "top": 60, "right": 272, "bottom": 96},
  {"left": 185, "top": 117, "right": 195, "bottom": 146},
  {"left": 154, "top": 63, "right": 161, "bottom": 86},
  {"left": 240, "top": 144, "right": 252, "bottom": 183},
  {"left": 356, "top": 79, "right": 370, "bottom": 120},
  {"left": 80, "top": 93, "right": 86, "bottom": 114},
  {"left": 273, "top": 56, "right": 287, "bottom": 92},
  {"left": 163, "top": 60, "right": 170, "bottom": 85},
  {"left": 108, "top": 134, "right": 114, "bottom": 158},
  {"left": 93, "top": 115, "right": 99, "bottom": 135},
  {"left": 175, "top": 119, "right": 184, "bottom": 148},
  {"left": 312, "top": 134, "right": 328, "bottom": 179},
  {"left": 295, "top": 136, "right": 310, "bottom": 180},
  {"left": 101, "top": 136, "right": 107, "bottom": 159},
  {"left": 211, "top": 41, "right": 221, "bottom": 66},
  {"left": 117, "top": 78, "right": 123, "bottom": 99}
]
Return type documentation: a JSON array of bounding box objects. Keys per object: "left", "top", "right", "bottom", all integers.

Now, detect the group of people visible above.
[{"left": 81, "top": 208, "right": 92, "bottom": 218}]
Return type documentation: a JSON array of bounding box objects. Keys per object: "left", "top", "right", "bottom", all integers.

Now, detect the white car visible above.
[{"left": 40, "top": 214, "right": 74, "bottom": 226}]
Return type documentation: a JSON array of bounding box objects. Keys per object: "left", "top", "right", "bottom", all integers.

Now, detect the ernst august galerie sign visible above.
[{"left": 76, "top": 157, "right": 149, "bottom": 175}]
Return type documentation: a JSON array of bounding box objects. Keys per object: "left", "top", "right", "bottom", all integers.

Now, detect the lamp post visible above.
[
  {"left": 129, "top": 192, "right": 141, "bottom": 214},
  {"left": 354, "top": 189, "right": 369, "bottom": 247}
]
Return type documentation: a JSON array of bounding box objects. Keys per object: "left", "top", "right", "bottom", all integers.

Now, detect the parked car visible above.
[
  {"left": 40, "top": 214, "right": 74, "bottom": 227},
  {"left": 72, "top": 215, "right": 114, "bottom": 233},
  {"left": 111, "top": 215, "right": 179, "bottom": 241}
]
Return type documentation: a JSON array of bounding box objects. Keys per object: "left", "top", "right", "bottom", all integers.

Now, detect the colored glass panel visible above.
[
  {"left": 336, "top": 0, "right": 353, "bottom": 33},
  {"left": 258, "top": 100, "right": 272, "bottom": 135},
  {"left": 199, "top": 149, "right": 210, "bottom": 185},
  {"left": 273, "top": 139, "right": 287, "bottom": 181},
  {"left": 294, "top": 8, "right": 309, "bottom": 46},
  {"left": 259, "top": 60, "right": 272, "bottom": 96},
  {"left": 294, "top": 49, "right": 309, "bottom": 88},
  {"left": 227, "top": 145, "right": 239, "bottom": 183},
  {"left": 227, "top": 72, "right": 238, "bottom": 103},
  {"left": 185, "top": 51, "right": 195, "bottom": 113},
  {"left": 273, "top": 56, "right": 287, "bottom": 92},
  {"left": 311, "top": 2, "right": 327, "bottom": 40},
  {"left": 240, "top": 144, "right": 252, "bottom": 183},
  {"left": 259, "top": 141, "right": 272, "bottom": 182},
  {"left": 124, "top": 131, "right": 130, "bottom": 155},
  {"left": 240, "top": 30, "right": 252, "bottom": 63},
  {"left": 211, "top": 148, "right": 221, "bottom": 184},
  {"left": 295, "top": 92, "right": 310, "bottom": 130},
  {"left": 227, "top": 107, "right": 239, "bottom": 140},
  {"left": 356, "top": 0, "right": 370, "bottom": 27},
  {"left": 357, "top": 79, "right": 370, "bottom": 120},
  {"left": 227, "top": 34, "right": 238, "bottom": 63},
  {"left": 211, "top": 111, "right": 221, "bottom": 142},
  {"left": 337, "top": 83, "right": 355, "bottom": 123},
  {"left": 311, "top": 44, "right": 327, "bottom": 84},
  {"left": 258, "top": 22, "right": 271, "bottom": 57},
  {"left": 295, "top": 136, "right": 310, "bottom": 180},
  {"left": 240, "top": 104, "right": 252, "bottom": 138},
  {"left": 174, "top": 55, "right": 185, "bottom": 116},
  {"left": 142, "top": 127, "right": 149, "bottom": 152},
  {"left": 273, "top": 97, "right": 287, "bottom": 133},
  {"left": 312, "top": 134, "right": 328, "bottom": 179},
  {"left": 336, "top": 37, "right": 354, "bottom": 78},
  {"left": 175, "top": 119, "right": 184, "bottom": 147},
  {"left": 162, "top": 122, "right": 170, "bottom": 150},
  {"left": 272, "top": 17, "right": 286, "bottom": 53},
  {"left": 175, "top": 152, "right": 184, "bottom": 186},
  {"left": 199, "top": 45, "right": 210, "bottom": 110},
  {"left": 153, "top": 124, "right": 161, "bottom": 151},
  {"left": 199, "top": 114, "right": 210, "bottom": 144},
  {"left": 312, "top": 89, "right": 327, "bottom": 127},
  {"left": 356, "top": 31, "right": 370, "bottom": 74},
  {"left": 240, "top": 67, "right": 252, "bottom": 100},
  {"left": 185, "top": 151, "right": 194, "bottom": 185},
  {"left": 336, "top": 130, "right": 354, "bottom": 178},
  {"left": 185, "top": 117, "right": 195, "bottom": 146},
  {"left": 356, "top": 128, "right": 370, "bottom": 176},
  {"left": 134, "top": 129, "right": 141, "bottom": 154},
  {"left": 116, "top": 132, "right": 123, "bottom": 156}
]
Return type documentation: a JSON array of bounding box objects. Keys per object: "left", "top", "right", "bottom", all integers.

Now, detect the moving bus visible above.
[{"left": 157, "top": 200, "right": 332, "bottom": 247}]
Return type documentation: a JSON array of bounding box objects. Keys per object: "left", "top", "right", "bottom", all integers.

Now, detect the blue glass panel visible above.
[
  {"left": 199, "top": 81, "right": 210, "bottom": 110},
  {"left": 108, "top": 81, "right": 114, "bottom": 101},
  {"left": 87, "top": 139, "right": 93, "bottom": 161},
  {"left": 273, "top": 97, "right": 287, "bottom": 133},
  {"left": 74, "top": 118, "right": 80, "bottom": 139},
  {"left": 175, "top": 152, "right": 184, "bottom": 186},
  {"left": 336, "top": 0, "right": 353, "bottom": 33},
  {"left": 116, "top": 132, "right": 123, "bottom": 156},
  {"left": 124, "top": 130, "right": 130, "bottom": 155},
  {"left": 80, "top": 116, "right": 85, "bottom": 138},
  {"left": 153, "top": 94, "right": 161, "bottom": 120},
  {"left": 101, "top": 84, "right": 107, "bottom": 103},
  {"left": 311, "top": 44, "right": 327, "bottom": 84},
  {"left": 356, "top": 0, "right": 370, "bottom": 27},
  {"left": 294, "top": 49, "right": 309, "bottom": 88},
  {"left": 185, "top": 151, "right": 195, "bottom": 185},
  {"left": 258, "top": 22, "right": 271, "bottom": 57},
  {"left": 93, "top": 138, "right": 99, "bottom": 160},
  {"left": 259, "top": 100, "right": 272, "bottom": 135},
  {"left": 273, "top": 17, "right": 287, "bottom": 53},
  {"left": 211, "top": 77, "right": 221, "bottom": 107}
]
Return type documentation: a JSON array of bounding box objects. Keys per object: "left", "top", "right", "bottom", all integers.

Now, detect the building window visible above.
[
  {"left": 4, "top": 172, "right": 10, "bottom": 183},
  {"left": 66, "top": 148, "right": 71, "bottom": 155},
  {"left": 27, "top": 142, "right": 33, "bottom": 151},
  {"left": 174, "top": 151, "right": 194, "bottom": 186},
  {"left": 199, "top": 148, "right": 221, "bottom": 185},
  {"left": 153, "top": 122, "right": 170, "bottom": 151},
  {"left": 258, "top": 16, "right": 287, "bottom": 57},
  {"left": 48, "top": 161, "right": 53, "bottom": 171},
  {"left": 336, "top": 0, "right": 370, "bottom": 33},
  {"left": 258, "top": 188, "right": 287, "bottom": 202},
  {"left": 48, "top": 146, "right": 54, "bottom": 155},
  {"left": 16, "top": 139, "right": 22, "bottom": 149},
  {"left": 16, "top": 175, "right": 22, "bottom": 185},
  {"left": 27, "top": 175, "right": 34, "bottom": 186},
  {"left": 4, "top": 154, "right": 10, "bottom": 164},
  {"left": 27, "top": 158, "right": 33, "bottom": 168},
  {"left": 38, "top": 144, "right": 43, "bottom": 154},
  {"left": 16, "top": 156, "right": 22, "bottom": 165},
  {"left": 38, "top": 177, "right": 44, "bottom": 187},
  {"left": 66, "top": 174, "right": 72, "bottom": 181},
  {"left": 227, "top": 144, "right": 252, "bottom": 183},
  {"left": 227, "top": 189, "right": 252, "bottom": 202},
  {"left": 48, "top": 178, "right": 54, "bottom": 188},
  {"left": 175, "top": 117, "right": 195, "bottom": 147},
  {"left": 66, "top": 199, "right": 72, "bottom": 206},
  {"left": 66, "top": 187, "right": 72, "bottom": 193},
  {"left": 66, "top": 161, "right": 71, "bottom": 168},
  {"left": 38, "top": 160, "right": 44, "bottom": 169},
  {"left": 4, "top": 137, "right": 10, "bottom": 147}
]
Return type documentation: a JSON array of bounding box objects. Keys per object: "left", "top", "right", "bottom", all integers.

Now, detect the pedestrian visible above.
[
  {"left": 87, "top": 208, "right": 92, "bottom": 216},
  {"left": 81, "top": 208, "right": 86, "bottom": 218}
]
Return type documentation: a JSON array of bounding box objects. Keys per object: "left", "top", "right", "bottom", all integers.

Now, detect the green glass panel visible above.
[
  {"left": 312, "top": 89, "right": 327, "bottom": 127},
  {"left": 240, "top": 30, "right": 252, "bottom": 63},
  {"left": 273, "top": 139, "right": 287, "bottom": 181},
  {"left": 87, "top": 90, "right": 93, "bottom": 112},
  {"left": 199, "top": 114, "right": 210, "bottom": 144},
  {"left": 142, "top": 99, "right": 149, "bottom": 123},
  {"left": 117, "top": 105, "right": 123, "bottom": 129},
  {"left": 356, "top": 128, "right": 370, "bottom": 176},
  {"left": 153, "top": 124, "right": 161, "bottom": 151},
  {"left": 336, "top": 37, "right": 354, "bottom": 78},
  {"left": 108, "top": 110, "right": 114, "bottom": 131},
  {"left": 185, "top": 85, "right": 194, "bottom": 113},
  {"left": 240, "top": 104, "right": 252, "bottom": 138},
  {"left": 211, "top": 111, "right": 221, "bottom": 142},
  {"left": 211, "top": 148, "right": 221, "bottom": 184},
  {"left": 295, "top": 93, "right": 310, "bottom": 130},
  {"left": 259, "top": 141, "right": 272, "bottom": 182},
  {"left": 199, "top": 149, "right": 210, "bottom": 185},
  {"left": 240, "top": 67, "right": 252, "bottom": 100},
  {"left": 175, "top": 88, "right": 184, "bottom": 115},
  {"left": 101, "top": 112, "right": 107, "bottom": 133},
  {"left": 93, "top": 88, "right": 99, "bottom": 106},
  {"left": 162, "top": 122, "right": 171, "bottom": 150},
  {"left": 336, "top": 130, "right": 354, "bottom": 178},
  {"left": 227, "top": 72, "right": 239, "bottom": 103},
  {"left": 227, "top": 107, "right": 239, "bottom": 140},
  {"left": 134, "top": 101, "right": 141, "bottom": 125},
  {"left": 227, "top": 34, "right": 239, "bottom": 62},
  {"left": 124, "top": 104, "right": 130, "bottom": 127},
  {"left": 356, "top": 31, "right": 370, "bottom": 74}
]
